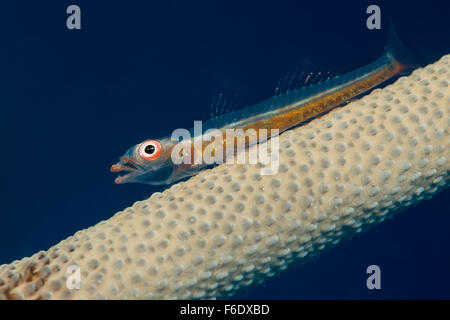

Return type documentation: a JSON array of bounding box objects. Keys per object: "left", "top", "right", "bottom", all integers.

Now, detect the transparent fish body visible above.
[{"left": 111, "top": 28, "right": 415, "bottom": 185}]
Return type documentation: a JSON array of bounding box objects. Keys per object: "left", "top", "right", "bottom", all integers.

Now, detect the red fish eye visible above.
[{"left": 138, "top": 140, "right": 162, "bottom": 160}]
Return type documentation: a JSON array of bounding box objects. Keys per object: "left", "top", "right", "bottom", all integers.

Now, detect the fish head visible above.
[{"left": 111, "top": 137, "right": 176, "bottom": 185}]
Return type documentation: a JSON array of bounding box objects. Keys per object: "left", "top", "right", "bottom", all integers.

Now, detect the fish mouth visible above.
[
  {"left": 110, "top": 164, "right": 137, "bottom": 184},
  {"left": 110, "top": 157, "right": 142, "bottom": 184}
]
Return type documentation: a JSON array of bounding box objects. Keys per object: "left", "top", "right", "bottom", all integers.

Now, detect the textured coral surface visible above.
[{"left": 0, "top": 54, "right": 449, "bottom": 300}]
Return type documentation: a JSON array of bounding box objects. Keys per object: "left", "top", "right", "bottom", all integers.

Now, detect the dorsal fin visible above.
[
  {"left": 210, "top": 87, "right": 250, "bottom": 118},
  {"left": 275, "top": 61, "right": 336, "bottom": 96}
]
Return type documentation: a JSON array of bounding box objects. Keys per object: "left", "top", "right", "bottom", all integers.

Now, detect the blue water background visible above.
[{"left": 0, "top": 1, "right": 449, "bottom": 299}]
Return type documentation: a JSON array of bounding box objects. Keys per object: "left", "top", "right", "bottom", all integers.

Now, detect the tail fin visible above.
[{"left": 384, "top": 25, "right": 419, "bottom": 73}]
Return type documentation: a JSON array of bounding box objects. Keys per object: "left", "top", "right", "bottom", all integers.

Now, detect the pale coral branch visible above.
[{"left": 0, "top": 54, "right": 449, "bottom": 300}]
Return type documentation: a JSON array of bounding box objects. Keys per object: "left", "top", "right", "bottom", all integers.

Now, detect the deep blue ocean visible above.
[{"left": 0, "top": 1, "right": 449, "bottom": 299}]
